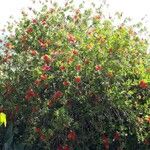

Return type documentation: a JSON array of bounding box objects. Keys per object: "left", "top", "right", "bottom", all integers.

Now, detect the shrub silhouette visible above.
[{"left": 0, "top": 0, "right": 150, "bottom": 149}]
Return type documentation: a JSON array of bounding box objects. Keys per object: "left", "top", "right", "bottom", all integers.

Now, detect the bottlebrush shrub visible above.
[{"left": 0, "top": 0, "right": 150, "bottom": 149}]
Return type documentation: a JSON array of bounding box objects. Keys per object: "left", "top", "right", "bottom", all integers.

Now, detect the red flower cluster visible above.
[
  {"left": 30, "top": 50, "right": 38, "bottom": 56},
  {"left": 42, "top": 65, "right": 52, "bottom": 71},
  {"left": 5, "top": 42, "right": 14, "bottom": 49},
  {"left": 34, "top": 79, "right": 41, "bottom": 86},
  {"left": 40, "top": 133, "right": 46, "bottom": 141},
  {"left": 35, "top": 127, "right": 41, "bottom": 133},
  {"left": 38, "top": 39, "right": 48, "bottom": 49},
  {"left": 102, "top": 134, "right": 109, "bottom": 150},
  {"left": 41, "top": 19, "right": 47, "bottom": 25},
  {"left": 2, "top": 54, "right": 12, "bottom": 63},
  {"left": 32, "top": 19, "right": 38, "bottom": 24},
  {"left": 42, "top": 54, "right": 51, "bottom": 63},
  {"left": 75, "top": 64, "right": 81, "bottom": 71},
  {"left": 72, "top": 49, "right": 78, "bottom": 55},
  {"left": 60, "top": 65, "right": 66, "bottom": 71},
  {"left": 67, "top": 34, "right": 76, "bottom": 44},
  {"left": 139, "top": 80, "right": 148, "bottom": 89},
  {"left": 26, "top": 27, "right": 33, "bottom": 33},
  {"left": 74, "top": 76, "right": 81, "bottom": 83},
  {"left": 67, "top": 130, "right": 77, "bottom": 141},
  {"left": 95, "top": 65, "right": 103, "bottom": 71},
  {"left": 67, "top": 57, "right": 74, "bottom": 64},
  {"left": 34, "top": 127, "right": 46, "bottom": 141},
  {"left": 52, "top": 91, "right": 63, "bottom": 100},
  {"left": 25, "top": 88, "right": 36, "bottom": 101},
  {"left": 63, "top": 81, "right": 70, "bottom": 86},
  {"left": 57, "top": 145, "right": 70, "bottom": 150},
  {"left": 40, "top": 74, "right": 48, "bottom": 80}
]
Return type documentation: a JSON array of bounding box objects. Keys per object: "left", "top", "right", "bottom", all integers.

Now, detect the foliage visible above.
[{"left": 0, "top": 0, "right": 150, "bottom": 149}]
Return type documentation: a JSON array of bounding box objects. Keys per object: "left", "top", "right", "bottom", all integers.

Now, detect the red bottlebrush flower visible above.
[
  {"left": 67, "top": 57, "right": 74, "bottom": 64},
  {"left": 72, "top": 49, "right": 78, "bottom": 55},
  {"left": 42, "top": 65, "right": 52, "bottom": 71},
  {"left": 102, "top": 134, "right": 109, "bottom": 150},
  {"left": 60, "top": 66, "right": 66, "bottom": 71},
  {"left": 40, "top": 133, "right": 46, "bottom": 141},
  {"left": 32, "top": 19, "right": 37, "bottom": 24},
  {"left": 25, "top": 88, "right": 36, "bottom": 101},
  {"left": 51, "top": 50, "right": 64, "bottom": 57},
  {"left": 26, "top": 27, "right": 33, "bottom": 33},
  {"left": 30, "top": 50, "right": 38, "bottom": 56},
  {"left": 63, "top": 81, "right": 70, "bottom": 86},
  {"left": 41, "top": 20, "right": 47, "bottom": 25},
  {"left": 95, "top": 65, "right": 103, "bottom": 71},
  {"left": 40, "top": 74, "right": 47, "bottom": 80},
  {"left": 26, "top": 89, "right": 35, "bottom": 97},
  {"left": 42, "top": 54, "right": 51, "bottom": 63},
  {"left": 139, "top": 80, "right": 148, "bottom": 89},
  {"left": 53, "top": 91, "right": 63, "bottom": 100},
  {"left": 113, "top": 132, "right": 120, "bottom": 141},
  {"left": 34, "top": 79, "right": 41, "bottom": 86},
  {"left": 57, "top": 145, "right": 63, "bottom": 150},
  {"left": 2, "top": 54, "right": 12, "bottom": 63},
  {"left": 38, "top": 39, "right": 48, "bottom": 49},
  {"left": 67, "top": 130, "right": 77, "bottom": 141},
  {"left": 75, "top": 64, "right": 81, "bottom": 71},
  {"left": 74, "top": 76, "right": 81, "bottom": 83},
  {"left": 35, "top": 127, "right": 41, "bottom": 133},
  {"left": 5, "top": 43, "right": 14, "bottom": 49},
  {"left": 67, "top": 34, "right": 76, "bottom": 44},
  {"left": 63, "top": 145, "right": 70, "bottom": 150}
]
